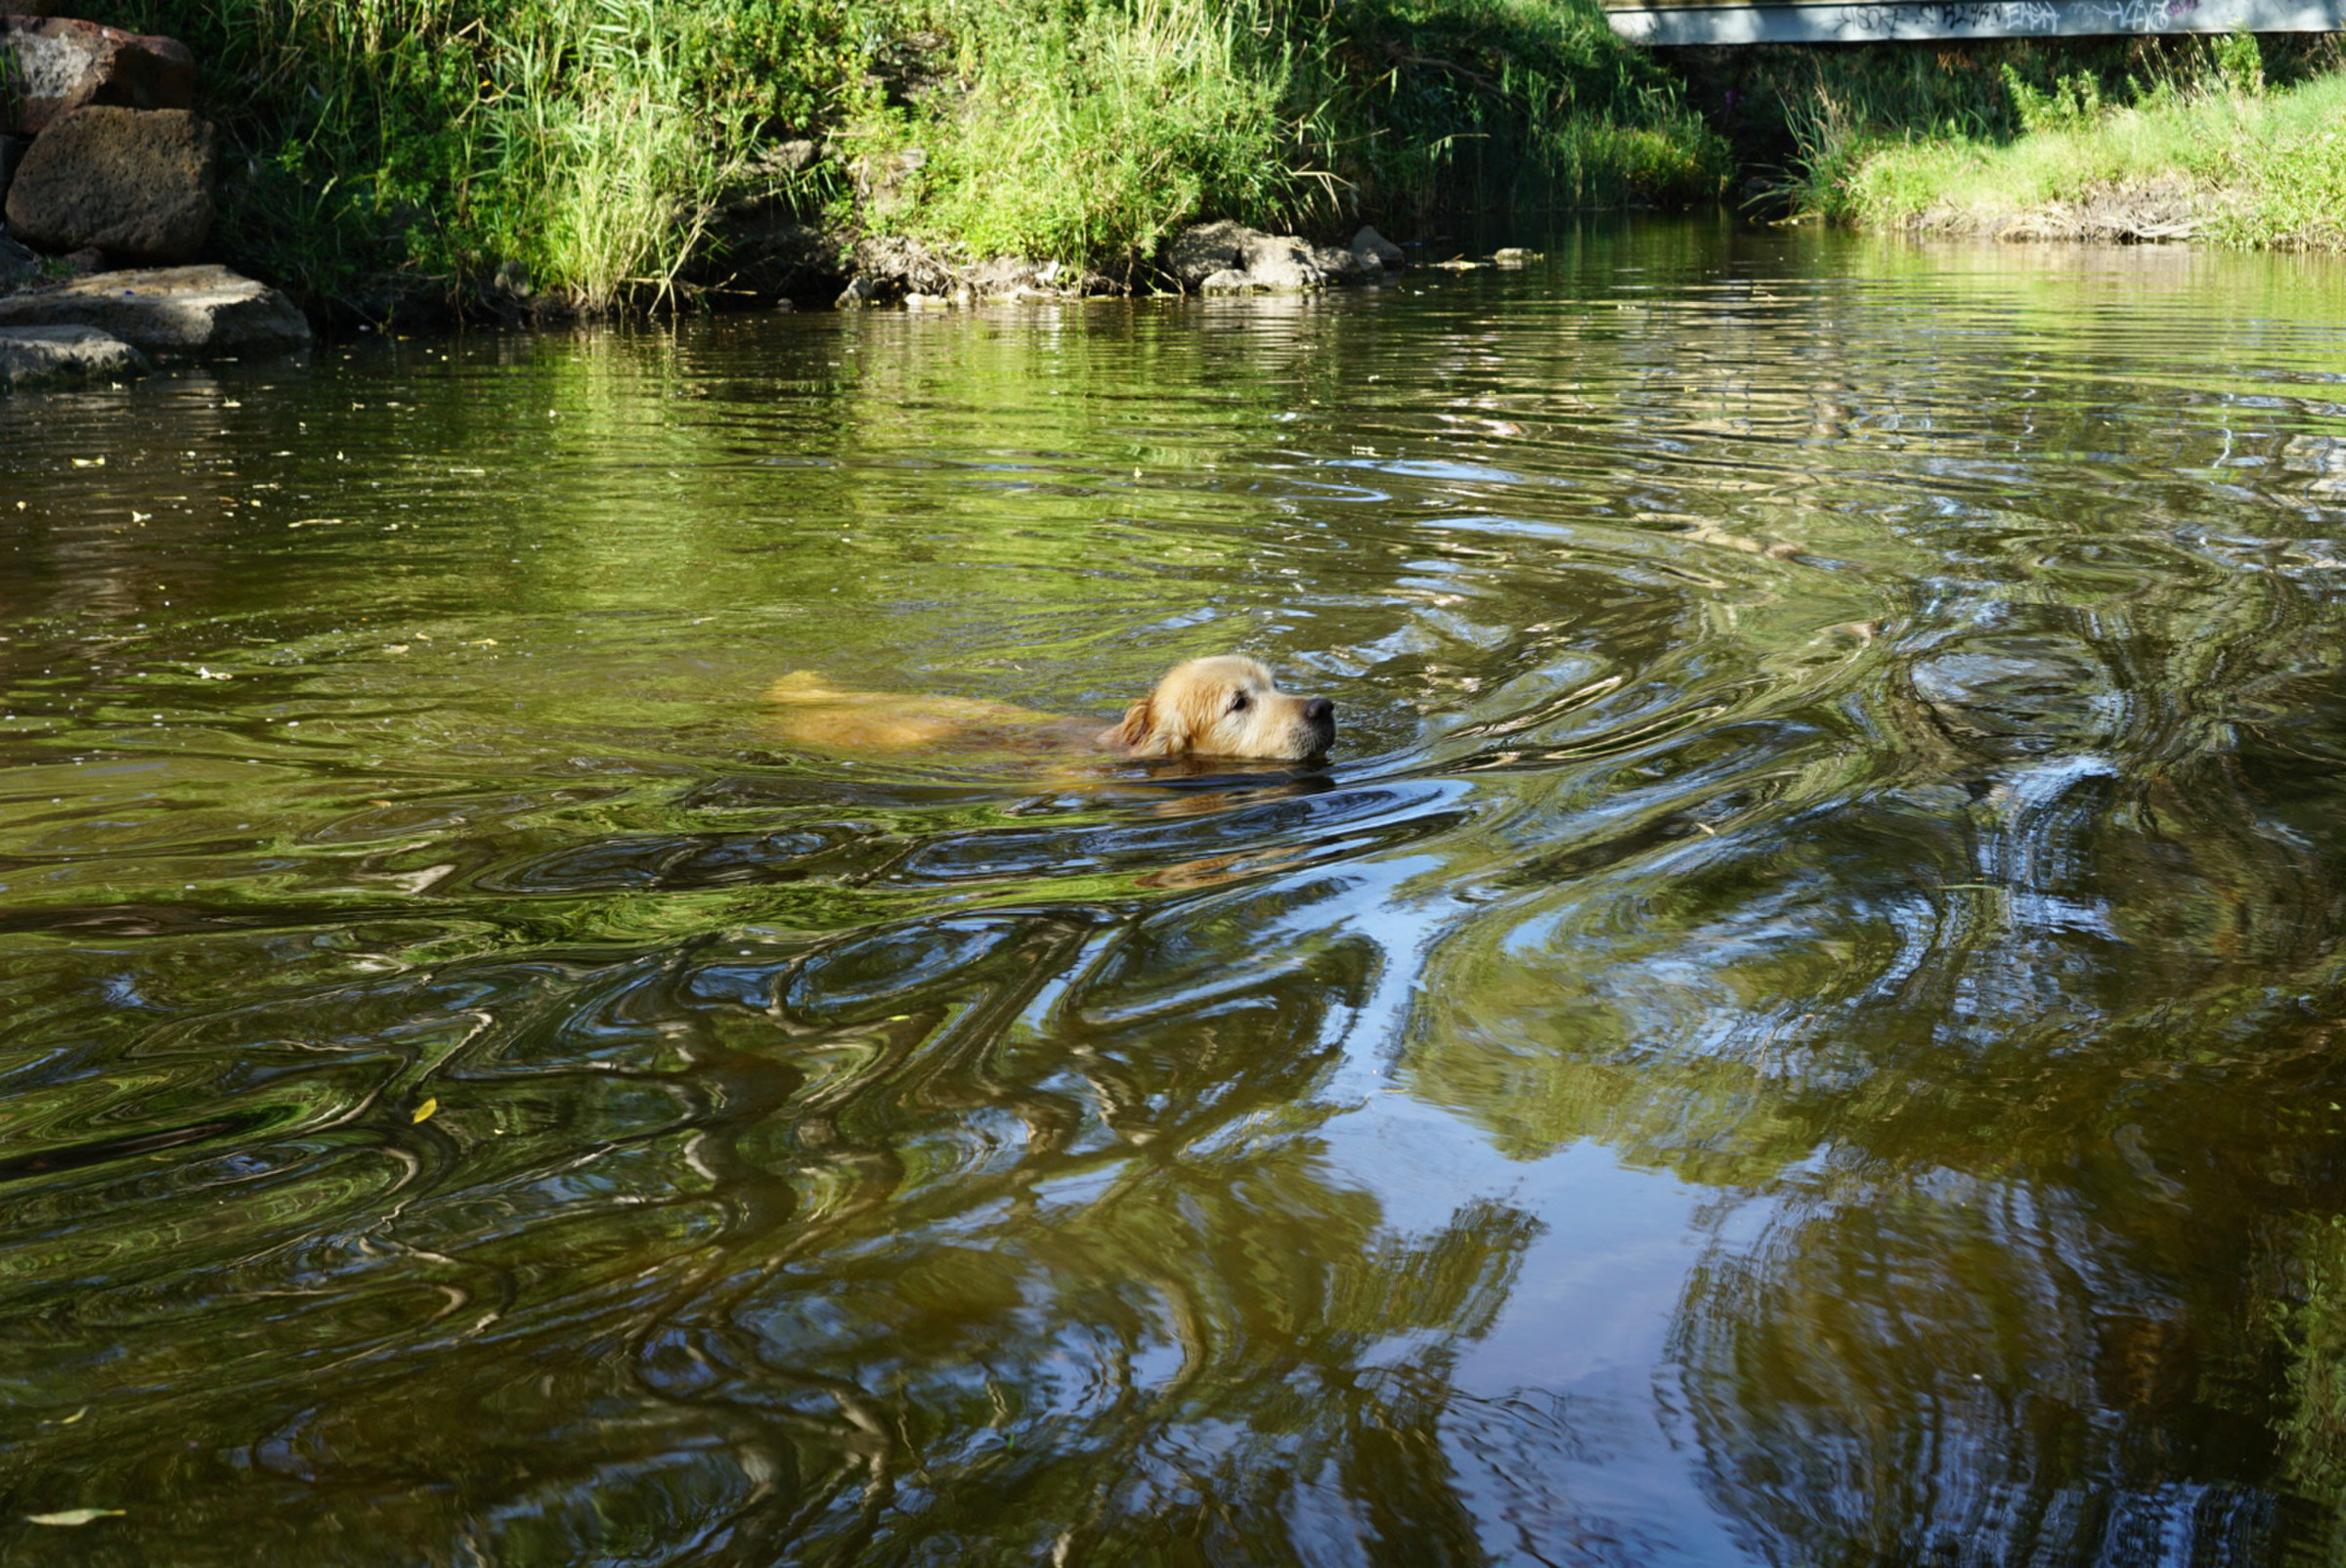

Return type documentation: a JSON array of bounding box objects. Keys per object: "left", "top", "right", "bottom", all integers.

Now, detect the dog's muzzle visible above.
[{"left": 1303, "top": 696, "right": 1335, "bottom": 752}]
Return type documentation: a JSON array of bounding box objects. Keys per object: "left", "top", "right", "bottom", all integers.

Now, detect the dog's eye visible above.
[{"left": 1229, "top": 691, "right": 1250, "bottom": 713}]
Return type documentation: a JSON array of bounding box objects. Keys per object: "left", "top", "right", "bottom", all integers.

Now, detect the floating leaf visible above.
[
  {"left": 27, "top": 1508, "right": 124, "bottom": 1526},
  {"left": 69, "top": 457, "right": 106, "bottom": 467},
  {"left": 413, "top": 1098, "right": 438, "bottom": 1124}
]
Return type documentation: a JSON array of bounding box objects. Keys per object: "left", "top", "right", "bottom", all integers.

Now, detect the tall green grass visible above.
[
  {"left": 855, "top": 0, "right": 1727, "bottom": 268},
  {"left": 1690, "top": 31, "right": 2346, "bottom": 245},
  {"left": 112, "top": 0, "right": 1724, "bottom": 313},
  {"left": 1843, "top": 50, "right": 2346, "bottom": 245},
  {"left": 853, "top": 0, "right": 1296, "bottom": 267},
  {"left": 119, "top": 0, "right": 864, "bottom": 311},
  {"left": 1283, "top": 0, "right": 1727, "bottom": 213}
]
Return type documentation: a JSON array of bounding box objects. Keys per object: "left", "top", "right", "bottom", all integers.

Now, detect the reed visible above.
[
  {"left": 870, "top": 0, "right": 1294, "bottom": 267},
  {"left": 111, "top": 0, "right": 1723, "bottom": 312}
]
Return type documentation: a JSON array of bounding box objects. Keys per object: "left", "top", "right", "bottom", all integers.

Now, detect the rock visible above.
[
  {"left": 1164, "top": 220, "right": 1263, "bottom": 288},
  {"left": 1351, "top": 225, "right": 1405, "bottom": 269},
  {"left": 0, "top": 264, "right": 311, "bottom": 357},
  {"left": 694, "top": 217, "right": 1118, "bottom": 311},
  {"left": 1491, "top": 246, "right": 1538, "bottom": 266},
  {"left": 6, "top": 106, "right": 217, "bottom": 262},
  {"left": 960, "top": 253, "right": 1110, "bottom": 302},
  {"left": 849, "top": 232, "right": 954, "bottom": 298},
  {"left": 0, "top": 323, "right": 149, "bottom": 388},
  {"left": 0, "top": 226, "right": 36, "bottom": 288},
  {"left": 0, "top": 17, "right": 196, "bottom": 136},
  {"left": 0, "top": 134, "right": 23, "bottom": 205},
  {"left": 1206, "top": 236, "right": 1362, "bottom": 292},
  {"left": 1164, "top": 220, "right": 1367, "bottom": 294}
]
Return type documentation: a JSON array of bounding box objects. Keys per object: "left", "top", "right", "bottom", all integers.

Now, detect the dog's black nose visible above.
[{"left": 1304, "top": 697, "right": 1333, "bottom": 723}]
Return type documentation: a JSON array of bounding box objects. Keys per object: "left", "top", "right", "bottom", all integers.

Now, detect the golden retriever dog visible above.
[{"left": 766, "top": 655, "right": 1335, "bottom": 762}]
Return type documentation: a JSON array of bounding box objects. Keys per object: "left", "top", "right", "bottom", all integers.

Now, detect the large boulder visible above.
[
  {"left": 6, "top": 105, "right": 216, "bottom": 262},
  {"left": 0, "top": 323, "right": 149, "bottom": 388},
  {"left": 0, "top": 264, "right": 311, "bottom": 357},
  {"left": 1163, "top": 220, "right": 1367, "bottom": 294},
  {"left": 0, "top": 17, "right": 195, "bottom": 136}
]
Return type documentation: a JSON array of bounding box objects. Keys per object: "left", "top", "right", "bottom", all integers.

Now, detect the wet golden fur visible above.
[{"left": 767, "top": 656, "right": 1334, "bottom": 762}]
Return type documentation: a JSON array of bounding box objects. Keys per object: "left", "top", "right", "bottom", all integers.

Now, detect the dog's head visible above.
[{"left": 1102, "top": 656, "right": 1335, "bottom": 762}]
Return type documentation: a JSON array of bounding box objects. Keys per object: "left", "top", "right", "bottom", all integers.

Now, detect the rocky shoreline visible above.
[
  {"left": 681, "top": 216, "right": 1415, "bottom": 317},
  {"left": 0, "top": 14, "right": 1441, "bottom": 394},
  {"left": 0, "top": 13, "right": 313, "bottom": 388}
]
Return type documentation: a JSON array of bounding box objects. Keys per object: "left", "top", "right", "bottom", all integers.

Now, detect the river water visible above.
[{"left": 8, "top": 218, "right": 2346, "bottom": 1564}]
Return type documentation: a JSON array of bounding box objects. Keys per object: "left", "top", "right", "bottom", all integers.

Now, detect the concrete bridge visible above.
[{"left": 1603, "top": 0, "right": 2345, "bottom": 46}]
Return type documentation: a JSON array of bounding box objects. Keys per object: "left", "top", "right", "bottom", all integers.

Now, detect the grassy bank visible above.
[
  {"left": 1678, "top": 32, "right": 2346, "bottom": 246},
  {"left": 1846, "top": 59, "right": 2346, "bottom": 247},
  {"left": 110, "top": 0, "right": 1727, "bottom": 315}
]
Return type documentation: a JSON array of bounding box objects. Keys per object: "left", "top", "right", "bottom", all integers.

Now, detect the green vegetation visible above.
[
  {"left": 85, "top": 3, "right": 2346, "bottom": 313},
  {"left": 113, "top": 0, "right": 867, "bottom": 312},
  {"left": 1847, "top": 68, "right": 2346, "bottom": 246},
  {"left": 2282, "top": 1218, "right": 2346, "bottom": 1563},
  {"left": 113, "top": 0, "right": 1726, "bottom": 314},
  {"left": 1692, "top": 32, "right": 2346, "bottom": 245}
]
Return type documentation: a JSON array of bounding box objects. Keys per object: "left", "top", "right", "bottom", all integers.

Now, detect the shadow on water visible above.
[{"left": 8, "top": 220, "right": 2346, "bottom": 1561}]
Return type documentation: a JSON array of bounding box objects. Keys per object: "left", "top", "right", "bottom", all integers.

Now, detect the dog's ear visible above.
[
  {"left": 1103, "top": 696, "right": 1154, "bottom": 753},
  {"left": 1104, "top": 694, "right": 1185, "bottom": 758}
]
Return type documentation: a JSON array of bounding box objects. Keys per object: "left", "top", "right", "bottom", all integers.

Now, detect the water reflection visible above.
[{"left": 6, "top": 223, "right": 2346, "bottom": 1562}]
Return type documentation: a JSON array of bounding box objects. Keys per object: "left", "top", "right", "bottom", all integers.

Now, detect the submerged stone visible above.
[
  {"left": 0, "top": 263, "right": 310, "bottom": 357},
  {"left": 0, "top": 323, "right": 150, "bottom": 388},
  {"left": 1165, "top": 220, "right": 1369, "bottom": 294},
  {"left": 1351, "top": 225, "right": 1405, "bottom": 269}
]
